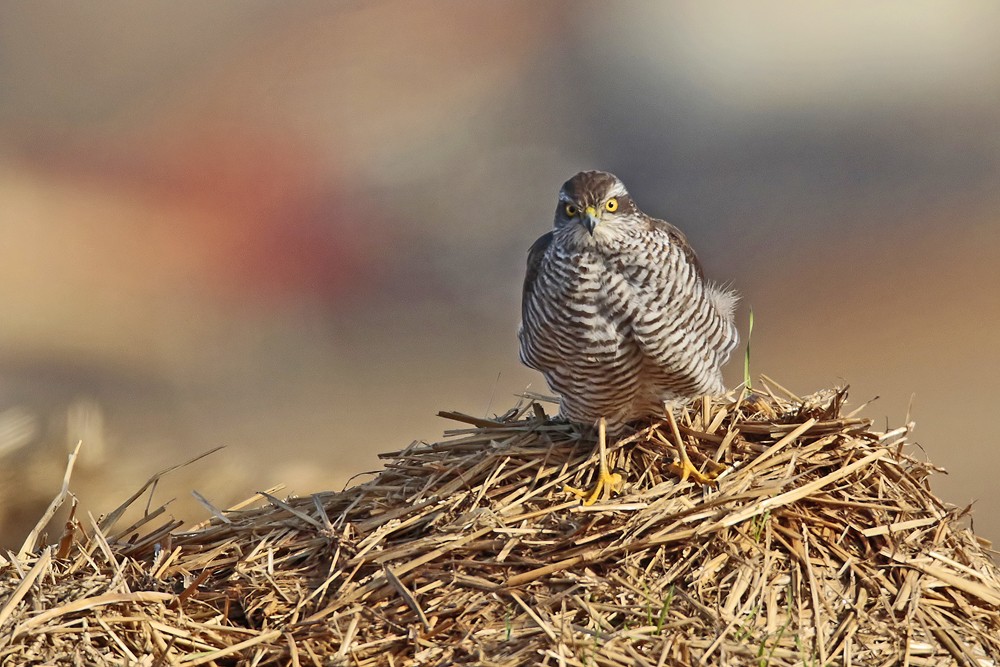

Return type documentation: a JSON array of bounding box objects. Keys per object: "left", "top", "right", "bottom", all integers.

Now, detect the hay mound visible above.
[{"left": 2, "top": 382, "right": 1000, "bottom": 666}]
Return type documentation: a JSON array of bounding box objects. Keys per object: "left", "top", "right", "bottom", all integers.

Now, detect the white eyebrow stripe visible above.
[{"left": 608, "top": 182, "right": 628, "bottom": 198}]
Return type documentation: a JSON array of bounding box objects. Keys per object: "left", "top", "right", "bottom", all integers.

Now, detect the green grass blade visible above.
[{"left": 743, "top": 307, "right": 755, "bottom": 390}]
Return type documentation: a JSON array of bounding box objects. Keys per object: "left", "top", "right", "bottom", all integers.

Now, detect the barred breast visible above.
[{"left": 519, "top": 224, "right": 737, "bottom": 433}]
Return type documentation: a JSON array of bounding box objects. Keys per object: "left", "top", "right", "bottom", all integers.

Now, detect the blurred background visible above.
[{"left": 1, "top": 1, "right": 998, "bottom": 551}]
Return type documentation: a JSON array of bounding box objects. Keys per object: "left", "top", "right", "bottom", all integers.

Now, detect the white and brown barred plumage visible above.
[{"left": 518, "top": 170, "right": 738, "bottom": 432}]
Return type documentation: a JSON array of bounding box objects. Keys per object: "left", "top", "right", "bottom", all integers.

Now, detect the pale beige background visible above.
[{"left": 1, "top": 1, "right": 998, "bottom": 550}]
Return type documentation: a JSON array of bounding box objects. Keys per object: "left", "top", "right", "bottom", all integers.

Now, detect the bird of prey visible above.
[{"left": 518, "top": 170, "right": 738, "bottom": 503}]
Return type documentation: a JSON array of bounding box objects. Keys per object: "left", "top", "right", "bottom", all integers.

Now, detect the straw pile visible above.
[{"left": 2, "top": 380, "right": 999, "bottom": 666}]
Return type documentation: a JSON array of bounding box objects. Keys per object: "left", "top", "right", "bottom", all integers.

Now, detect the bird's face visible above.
[{"left": 554, "top": 171, "right": 636, "bottom": 245}]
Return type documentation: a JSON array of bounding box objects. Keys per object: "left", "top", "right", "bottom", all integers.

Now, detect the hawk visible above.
[{"left": 518, "top": 170, "right": 738, "bottom": 502}]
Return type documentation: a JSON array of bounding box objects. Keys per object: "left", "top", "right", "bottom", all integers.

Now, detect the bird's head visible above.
[{"left": 554, "top": 170, "right": 637, "bottom": 243}]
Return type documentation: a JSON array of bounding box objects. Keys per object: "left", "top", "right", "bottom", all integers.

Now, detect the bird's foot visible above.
[
  {"left": 564, "top": 469, "right": 624, "bottom": 506},
  {"left": 564, "top": 417, "right": 624, "bottom": 505},
  {"left": 667, "top": 453, "right": 720, "bottom": 487},
  {"left": 663, "top": 410, "right": 722, "bottom": 487}
]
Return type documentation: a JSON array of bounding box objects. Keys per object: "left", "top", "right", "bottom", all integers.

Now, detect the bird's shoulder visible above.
[
  {"left": 522, "top": 231, "right": 554, "bottom": 301},
  {"left": 644, "top": 215, "right": 705, "bottom": 279}
]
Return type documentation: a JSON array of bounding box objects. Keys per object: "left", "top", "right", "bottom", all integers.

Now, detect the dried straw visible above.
[{"left": 2, "top": 381, "right": 999, "bottom": 666}]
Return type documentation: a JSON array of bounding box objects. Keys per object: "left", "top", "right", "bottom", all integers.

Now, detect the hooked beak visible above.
[{"left": 581, "top": 205, "right": 599, "bottom": 235}]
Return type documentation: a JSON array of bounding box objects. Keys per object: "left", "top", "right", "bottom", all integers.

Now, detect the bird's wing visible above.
[
  {"left": 521, "top": 231, "right": 553, "bottom": 320},
  {"left": 648, "top": 217, "right": 738, "bottom": 329},
  {"left": 632, "top": 217, "right": 739, "bottom": 387},
  {"left": 648, "top": 217, "right": 705, "bottom": 280}
]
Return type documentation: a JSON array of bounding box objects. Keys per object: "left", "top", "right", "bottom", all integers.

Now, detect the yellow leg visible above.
[
  {"left": 564, "top": 417, "right": 624, "bottom": 505},
  {"left": 664, "top": 410, "right": 718, "bottom": 486}
]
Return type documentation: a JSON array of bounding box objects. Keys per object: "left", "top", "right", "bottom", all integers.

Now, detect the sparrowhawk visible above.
[{"left": 518, "top": 170, "right": 738, "bottom": 502}]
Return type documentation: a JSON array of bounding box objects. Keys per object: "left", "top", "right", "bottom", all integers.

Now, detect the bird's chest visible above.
[
  {"left": 562, "top": 251, "right": 607, "bottom": 294},
  {"left": 548, "top": 245, "right": 662, "bottom": 312}
]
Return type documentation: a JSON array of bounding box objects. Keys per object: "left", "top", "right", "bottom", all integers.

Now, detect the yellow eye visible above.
[
  {"left": 605, "top": 197, "right": 619, "bottom": 212},
  {"left": 564, "top": 203, "right": 578, "bottom": 217}
]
